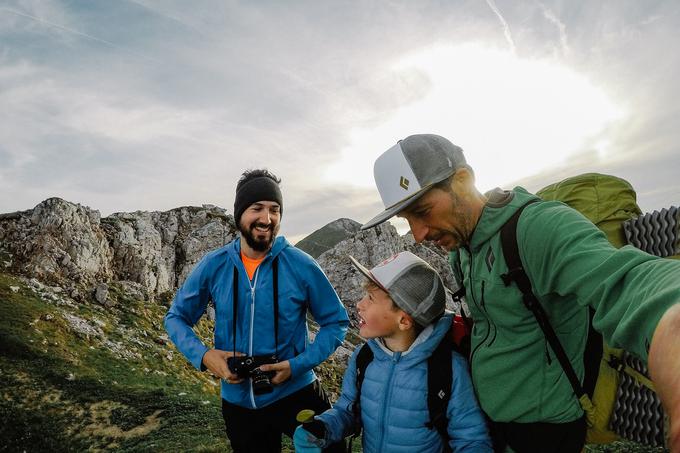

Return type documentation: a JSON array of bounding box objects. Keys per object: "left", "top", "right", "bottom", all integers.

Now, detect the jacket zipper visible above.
[
  {"left": 377, "top": 352, "right": 399, "bottom": 452},
  {"left": 483, "top": 281, "right": 499, "bottom": 347},
  {"left": 467, "top": 247, "right": 491, "bottom": 366},
  {"left": 247, "top": 266, "right": 260, "bottom": 408}
]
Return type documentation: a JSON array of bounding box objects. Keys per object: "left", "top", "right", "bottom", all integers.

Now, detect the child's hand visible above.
[{"left": 293, "top": 424, "right": 325, "bottom": 452}]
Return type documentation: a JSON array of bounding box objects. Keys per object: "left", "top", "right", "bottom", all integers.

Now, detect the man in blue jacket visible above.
[{"left": 165, "top": 169, "right": 349, "bottom": 453}]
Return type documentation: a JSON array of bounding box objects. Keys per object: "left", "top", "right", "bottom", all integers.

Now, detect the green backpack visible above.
[{"left": 525, "top": 173, "right": 660, "bottom": 445}]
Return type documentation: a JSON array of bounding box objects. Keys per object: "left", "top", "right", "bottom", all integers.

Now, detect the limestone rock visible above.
[
  {"left": 102, "top": 205, "right": 237, "bottom": 295},
  {"left": 316, "top": 222, "right": 460, "bottom": 327},
  {"left": 94, "top": 283, "right": 110, "bottom": 306},
  {"left": 0, "top": 199, "right": 238, "bottom": 298},
  {"left": 0, "top": 198, "right": 113, "bottom": 287}
]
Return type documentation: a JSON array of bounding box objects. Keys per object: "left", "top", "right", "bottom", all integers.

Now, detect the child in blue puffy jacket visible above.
[{"left": 294, "top": 251, "right": 492, "bottom": 453}]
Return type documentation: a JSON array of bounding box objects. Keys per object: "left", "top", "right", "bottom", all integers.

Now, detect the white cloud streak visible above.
[
  {"left": 0, "top": 6, "right": 161, "bottom": 64},
  {"left": 538, "top": 2, "right": 570, "bottom": 56},
  {"left": 484, "top": 0, "right": 516, "bottom": 54}
]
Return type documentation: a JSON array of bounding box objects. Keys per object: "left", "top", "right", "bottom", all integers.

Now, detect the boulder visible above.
[{"left": 316, "top": 222, "right": 459, "bottom": 327}]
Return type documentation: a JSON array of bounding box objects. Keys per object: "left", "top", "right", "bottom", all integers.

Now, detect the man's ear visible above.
[
  {"left": 451, "top": 166, "right": 475, "bottom": 190},
  {"left": 398, "top": 313, "right": 415, "bottom": 331}
]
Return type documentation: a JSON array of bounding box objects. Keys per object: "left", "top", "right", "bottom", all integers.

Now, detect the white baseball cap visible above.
[
  {"left": 361, "top": 134, "right": 467, "bottom": 230},
  {"left": 349, "top": 251, "right": 446, "bottom": 327}
]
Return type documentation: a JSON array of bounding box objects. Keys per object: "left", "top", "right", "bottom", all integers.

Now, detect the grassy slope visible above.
[{"left": 0, "top": 272, "right": 230, "bottom": 452}]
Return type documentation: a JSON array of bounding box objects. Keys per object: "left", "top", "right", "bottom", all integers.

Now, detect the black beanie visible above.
[{"left": 233, "top": 177, "right": 283, "bottom": 226}]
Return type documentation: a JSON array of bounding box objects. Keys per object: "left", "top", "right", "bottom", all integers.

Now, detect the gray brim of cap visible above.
[
  {"left": 348, "top": 255, "right": 389, "bottom": 293},
  {"left": 360, "top": 183, "right": 434, "bottom": 230}
]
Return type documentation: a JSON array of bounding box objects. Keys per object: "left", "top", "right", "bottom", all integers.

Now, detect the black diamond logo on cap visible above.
[{"left": 399, "top": 176, "right": 409, "bottom": 190}]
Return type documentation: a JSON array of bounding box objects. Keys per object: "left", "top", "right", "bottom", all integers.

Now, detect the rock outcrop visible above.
[
  {"left": 0, "top": 198, "right": 237, "bottom": 301},
  {"left": 0, "top": 198, "right": 113, "bottom": 292},
  {"left": 102, "top": 206, "right": 236, "bottom": 296},
  {"left": 316, "top": 222, "right": 459, "bottom": 326}
]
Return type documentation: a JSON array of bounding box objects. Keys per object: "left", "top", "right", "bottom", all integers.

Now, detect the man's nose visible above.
[
  {"left": 356, "top": 296, "right": 368, "bottom": 310},
  {"left": 409, "top": 219, "right": 428, "bottom": 243},
  {"left": 259, "top": 210, "right": 272, "bottom": 224}
]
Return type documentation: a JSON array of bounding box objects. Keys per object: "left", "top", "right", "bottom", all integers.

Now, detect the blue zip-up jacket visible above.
[
  {"left": 164, "top": 236, "right": 349, "bottom": 408},
  {"left": 316, "top": 314, "right": 492, "bottom": 452}
]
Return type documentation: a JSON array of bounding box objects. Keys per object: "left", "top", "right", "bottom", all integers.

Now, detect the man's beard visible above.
[
  {"left": 442, "top": 189, "right": 472, "bottom": 250},
  {"left": 239, "top": 221, "right": 279, "bottom": 252}
]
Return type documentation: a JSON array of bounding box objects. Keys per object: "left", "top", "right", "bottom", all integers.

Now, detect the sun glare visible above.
[{"left": 326, "top": 44, "right": 625, "bottom": 193}]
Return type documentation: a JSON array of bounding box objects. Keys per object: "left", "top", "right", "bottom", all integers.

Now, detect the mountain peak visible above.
[{"left": 295, "top": 218, "right": 361, "bottom": 258}]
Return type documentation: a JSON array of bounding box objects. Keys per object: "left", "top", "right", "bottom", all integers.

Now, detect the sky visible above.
[{"left": 1, "top": 0, "right": 679, "bottom": 243}]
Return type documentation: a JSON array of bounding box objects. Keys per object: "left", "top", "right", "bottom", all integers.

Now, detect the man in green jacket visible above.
[{"left": 360, "top": 134, "right": 680, "bottom": 453}]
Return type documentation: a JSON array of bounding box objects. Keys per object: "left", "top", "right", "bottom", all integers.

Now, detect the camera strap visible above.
[
  {"left": 232, "top": 256, "right": 280, "bottom": 358},
  {"left": 272, "top": 256, "right": 279, "bottom": 358},
  {"left": 233, "top": 266, "right": 238, "bottom": 357}
]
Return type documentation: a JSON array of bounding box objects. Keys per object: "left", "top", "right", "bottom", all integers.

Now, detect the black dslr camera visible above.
[{"left": 227, "top": 355, "right": 278, "bottom": 395}]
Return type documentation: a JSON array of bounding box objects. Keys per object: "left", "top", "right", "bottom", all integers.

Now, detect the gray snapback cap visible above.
[
  {"left": 349, "top": 251, "right": 446, "bottom": 327},
  {"left": 361, "top": 134, "right": 466, "bottom": 230}
]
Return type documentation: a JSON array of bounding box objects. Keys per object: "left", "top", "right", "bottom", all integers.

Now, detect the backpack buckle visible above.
[
  {"left": 501, "top": 267, "right": 523, "bottom": 286},
  {"left": 608, "top": 355, "right": 625, "bottom": 373}
]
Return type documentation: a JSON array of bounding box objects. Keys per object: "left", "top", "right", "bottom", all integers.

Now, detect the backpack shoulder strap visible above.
[
  {"left": 350, "top": 343, "right": 374, "bottom": 436},
  {"left": 499, "top": 199, "right": 591, "bottom": 409},
  {"left": 355, "top": 343, "right": 373, "bottom": 392},
  {"left": 499, "top": 199, "right": 540, "bottom": 294},
  {"left": 426, "top": 328, "right": 454, "bottom": 453}
]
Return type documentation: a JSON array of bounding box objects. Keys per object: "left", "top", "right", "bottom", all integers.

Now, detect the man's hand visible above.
[
  {"left": 649, "top": 304, "right": 680, "bottom": 452},
  {"left": 259, "top": 360, "right": 291, "bottom": 385},
  {"left": 202, "top": 349, "right": 245, "bottom": 384}
]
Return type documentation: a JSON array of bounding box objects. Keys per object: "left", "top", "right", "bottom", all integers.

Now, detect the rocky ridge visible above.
[
  {"left": 0, "top": 198, "right": 457, "bottom": 316},
  {"left": 295, "top": 217, "right": 361, "bottom": 258},
  {"left": 0, "top": 198, "right": 237, "bottom": 304}
]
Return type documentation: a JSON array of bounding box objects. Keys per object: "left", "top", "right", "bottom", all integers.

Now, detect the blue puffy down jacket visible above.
[{"left": 317, "top": 314, "right": 492, "bottom": 452}]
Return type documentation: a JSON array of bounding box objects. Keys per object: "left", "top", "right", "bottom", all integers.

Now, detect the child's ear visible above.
[{"left": 398, "top": 313, "right": 415, "bottom": 331}]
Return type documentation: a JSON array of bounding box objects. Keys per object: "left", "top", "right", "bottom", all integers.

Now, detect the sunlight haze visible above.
[{"left": 326, "top": 43, "right": 625, "bottom": 195}]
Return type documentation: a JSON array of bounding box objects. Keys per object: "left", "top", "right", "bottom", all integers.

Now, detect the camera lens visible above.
[
  {"left": 251, "top": 369, "right": 273, "bottom": 395},
  {"left": 227, "top": 357, "right": 248, "bottom": 379}
]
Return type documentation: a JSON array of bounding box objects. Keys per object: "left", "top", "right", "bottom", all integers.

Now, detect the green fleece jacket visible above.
[{"left": 450, "top": 187, "right": 680, "bottom": 424}]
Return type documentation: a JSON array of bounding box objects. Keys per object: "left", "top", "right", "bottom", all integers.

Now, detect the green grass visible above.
[{"left": 0, "top": 272, "right": 228, "bottom": 452}]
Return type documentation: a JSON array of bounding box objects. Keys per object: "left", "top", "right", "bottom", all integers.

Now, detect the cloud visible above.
[
  {"left": 1, "top": 0, "right": 679, "bottom": 239},
  {"left": 538, "top": 2, "right": 570, "bottom": 56},
  {"left": 1, "top": 5, "right": 159, "bottom": 64},
  {"left": 484, "top": 0, "right": 516, "bottom": 54}
]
